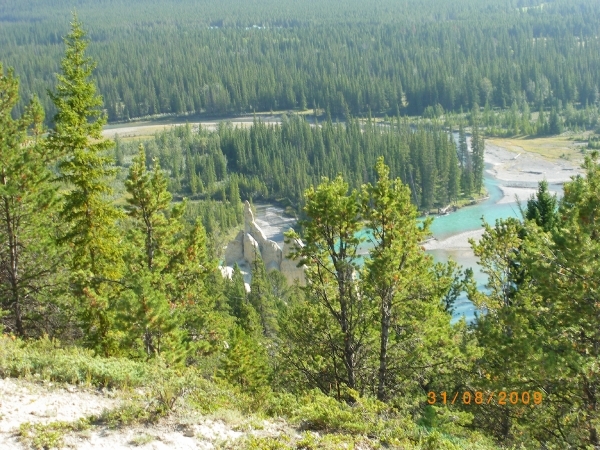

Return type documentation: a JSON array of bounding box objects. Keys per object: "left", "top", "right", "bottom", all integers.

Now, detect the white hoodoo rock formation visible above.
[{"left": 221, "top": 201, "right": 305, "bottom": 288}]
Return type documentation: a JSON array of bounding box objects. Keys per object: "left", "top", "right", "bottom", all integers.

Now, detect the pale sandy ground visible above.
[
  {"left": 485, "top": 141, "right": 582, "bottom": 182},
  {"left": 425, "top": 141, "right": 583, "bottom": 251},
  {"left": 486, "top": 141, "right": 583, "bottom": 205},
  {"left": 101, "top": 117, "right": 282, "bottom": 139},
  {"left": 494, "top": 184, "right": 538, "bottom": 205},
  {"left": 0, "top": 378, "right": 292, "bottom": 449},
  {"left": 0, "top": 377, "right": 118, "bottom": 449},
  {"left": 424, "top": 228, "right": 485, "bottom": 251}
]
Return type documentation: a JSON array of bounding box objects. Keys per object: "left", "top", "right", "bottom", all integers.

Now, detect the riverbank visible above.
[
  {"left": 424, "top": 138, "right": 583, "bottom": 252},
  {"left": 487, "top": 138, "right": 583, "bottom": 205},
  {"left": 423, "top": 228, "right": 485, "bottom": 251}
]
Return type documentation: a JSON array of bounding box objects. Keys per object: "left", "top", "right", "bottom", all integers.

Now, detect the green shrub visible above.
[
  {"left": 19, "top": 418, "right": 90, "bottom": 449},
  {"left": 95, "top": 402, "right": 153, "bottom": 428},
  {"left": 0, "top": 336, "right": 149, "bottom": 388}
]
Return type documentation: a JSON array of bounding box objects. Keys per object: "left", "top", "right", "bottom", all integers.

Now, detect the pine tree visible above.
[
  {"left": 119, "top": 145, "right": 185, "bottom": 361},
  {"left": 218, "top": 326, "right": 271, "bottom": 395},
  {"left": 458, "top": 124, "right": 472, "bottom": 196},
  {"left": 247, "top": 254, "right": 278, "bottom": 338},
  {"left": 125, "top": 145, "right": 172, "bottom": 272},
  {"left": 447, "top": 135, "right": 461, "bottom": 202},
  {"left": 285, "top": 175, "right": 366, "bottom": 394},
  {"left": 536, "top": 107, "right": 547, "bottom": 136},
  {"left": 548, "top": 107, "right": 563, "bottom": 135},
  {"left": 471, "top": 121, "right": 485, "bottom": 195},
  {"left": 225, "top": 264, "right": 261, "bottom": 336},
  {"left": 466, "top": 217, "right": 531, "bottom": 441},
  {"left": 47, "top": 15, "right": 123, "bottom": 354},
  {"left": 522, "top": 154, "right": 600, "bottom": 447},
  {"left": 524, "top": 180, "right": 558, "bottom": 231},
  {"left": 362, "top": 157, "right": 432, "bottom": 400},
  {"left": 469, "top": 155, "right": 600, "bottom": 447},
  {"left": 0, "top": 64, "right": 64, "bottom": 337}
]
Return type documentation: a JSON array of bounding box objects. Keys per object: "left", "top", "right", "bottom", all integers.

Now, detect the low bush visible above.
[
  {"left": 0, "top": 335, "right": 149, "bottom": 388},
  {"left": 19, "top": 418, "right": 90, "bottom": 450}
]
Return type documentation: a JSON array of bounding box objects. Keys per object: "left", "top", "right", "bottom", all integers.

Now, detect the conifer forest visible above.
[{"left": 2, "top": 0, "right": 600, "bottom": 448}]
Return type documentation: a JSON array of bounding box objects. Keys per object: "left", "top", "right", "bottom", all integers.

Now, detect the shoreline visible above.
[
  {"left": 424, "top": 139, "right": 582, "bottom": 251},
  {"left": 423, "top": 228, "right": 485, "bottom": 251}
]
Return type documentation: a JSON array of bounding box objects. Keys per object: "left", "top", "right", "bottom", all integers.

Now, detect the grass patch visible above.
[
  {"left": 129, "top": 433, "right": 155, "bottom": 446},
  {"left": 0, "top": 335, "right": 149, "bottom": 388},
  {"left": 487, "top": 136, "right": 584, "bottom": 162},
  {"left": 19, "top": 418, "right": 90, "bottom": 450}
]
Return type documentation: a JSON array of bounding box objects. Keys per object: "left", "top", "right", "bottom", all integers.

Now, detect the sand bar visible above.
[{"left": 423, "top": 228, "right": 485, "bottom": 251}]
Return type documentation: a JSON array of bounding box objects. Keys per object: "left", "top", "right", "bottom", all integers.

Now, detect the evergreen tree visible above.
[
  {"left": 458, "top": 124, "right": 472, "bottom": 196},
  {"left": 468, "top": 155, "right": 600, "bottom": 447},
  {"left": 471, "top": 121, "right": 485, "bottom": 195},
  {"left": 247, "top": 254, "right": 278, "bottom": 338},
  {"left": 447, "top": 135, "right": 461, "bottom": 202},
  {"left": 466, "top": 217, "right": 531, "bottom": 442},
  {"left": 47, "top": 15, "right": 123, "bottom": 355},
  {"left": 522, "top": 154, "right": 600, "bottom": 447},
  {"left": 524, "top": 180, "right": 558, "bottom": 232},
  {"left": 548, "top": 107, "right": 563, "bottom": 135},
  {"left": 0, "top": 64, "right": 65, "bottom": 337},
  {"left": 225, "top": 264, "right": 261, "bottom": 336},
  {"left": 119, "top": 145, "right": 186, "bottom": 361},
  {"left": 362, "top": 157, "right": 454, "bottom": 401},
  {"left": 218, "top": 326, "right": 271, "bottom": 396},
  {"left": 536, "top": 107, "right": 547, "bottom": 136},
  {"left": 285, "top": 175, "right": 367, "bottom": 395}
]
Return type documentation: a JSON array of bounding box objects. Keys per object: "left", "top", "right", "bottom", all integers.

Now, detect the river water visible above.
[{"left": 253, "top": 164, "right": 564, "bottom": 323}]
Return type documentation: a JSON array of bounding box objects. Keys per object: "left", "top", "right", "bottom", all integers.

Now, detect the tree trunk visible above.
[
  {"left": 3, "top": 195, "right": 24, "bottom": 336},
  {"left": 338, "top": 266, "right": 356, "bottom": 391},
  {"left": 377, "top": 299, "right": 391, "bottom": 401}
]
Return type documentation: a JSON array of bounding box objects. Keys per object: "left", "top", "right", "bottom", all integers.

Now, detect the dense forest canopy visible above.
[
  {"left": 2, "top": 0, "right": 600, "bottom": 122},
  {"left": 113, "top": 117, "right": 483, "bottom": 213}
]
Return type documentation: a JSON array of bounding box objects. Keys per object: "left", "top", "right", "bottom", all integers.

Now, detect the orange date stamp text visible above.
[{"left": 427, "top": 391, "right": 543, "bottom": 406}]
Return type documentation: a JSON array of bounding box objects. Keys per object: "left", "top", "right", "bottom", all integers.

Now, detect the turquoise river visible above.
[{"left": 254, "top": 165, "right": 565, "bottom": 323}]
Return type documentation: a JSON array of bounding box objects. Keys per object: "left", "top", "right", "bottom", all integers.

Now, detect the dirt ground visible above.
[{"left": 0, "top": 378, "right": 292, "bottom": 449}]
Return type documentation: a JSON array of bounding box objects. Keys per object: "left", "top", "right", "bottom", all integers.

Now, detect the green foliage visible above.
[
  {"left": 0, "top": 335, "right": 149, "bottom": 388},
  {"left": 49, "top": 14, "right": 122, "bottom": 277},
  {"left": 284, "top": 174, "right": 366, "bottom": 397},
  {"left": 3, "top": 1, "right": 600, "bottom": 122},
  {"left": 19, "top": 418, "right": 90, "bottom": 450},
  {"left": 465, "top": 154, "right": 600, "bottom": 448},
  {"left": 116, "top": 117, "right": 468, "bottom": 212},
  {"left": 129, "top": 434, "right": 155, "bottom": 446},
  {"left": 280, "top": 160, "right": 475, "bottom": 412},
  {"left": 118, "top": 145, "right": 187, "bottom": 361},
  {"left": 218, "top": 327, "right": 272, "bottom": 397},
  {"left": 47, "top": 15, "right": 124, "bottom": 355},
  {"left": 225, "top": 264, "right": 261, "bottom": 335},
  {"left": 5, "top": 7, "right": 600, "bottom": 449},
  {"left": 248, "top": 256, "right": 279, "bottom": 338},
  {"left": 524, "top": 179, "right": 558, "bottom": 231},
  {"left": 117, "top": 142, "right": 233, "bottom": 362},
  {"left": 362, "top": 157, "right": 437, "bottom": 400},
  {"left": 0, "top": 63, "right": 66, "bottom": 338}
]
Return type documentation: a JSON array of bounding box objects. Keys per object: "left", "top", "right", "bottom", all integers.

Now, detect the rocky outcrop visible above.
[
  {"left": 262, "top": 240, "right": 283, "bottom": 272},
  {"left": 221, "top": 202, "right": 305, "bottom": 287},
  {"left": 280, "top": 230, "right": 306, "bottom": 286},
  {"left": 224, "top": 230, "right": 244, "bottom": 266},
  {"left": 243, "top": 233, "right": 261, "bottom": 265}
]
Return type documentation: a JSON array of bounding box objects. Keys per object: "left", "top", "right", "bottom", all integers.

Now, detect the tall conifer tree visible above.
[
  {"left": 48, "top": 15, "right": 123, "bottom": 354},
  {"left": 0, "top": 65, "right": 64, "bottom": 337}
]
